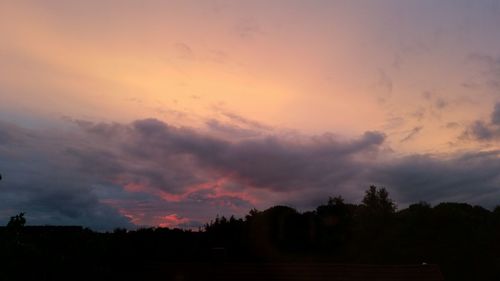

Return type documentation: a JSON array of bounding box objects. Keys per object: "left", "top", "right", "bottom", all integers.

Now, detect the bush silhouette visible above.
[{"left": 7, "top": 212, "right": 26, "bottom": 233}]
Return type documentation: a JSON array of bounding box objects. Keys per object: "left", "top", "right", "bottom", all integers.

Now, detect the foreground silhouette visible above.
[{"left": 1, "top": 186, "right": 499, "bottom": 280}]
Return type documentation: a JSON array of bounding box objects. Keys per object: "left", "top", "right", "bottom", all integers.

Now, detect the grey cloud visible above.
[
  {"left": 3, "top": 115, "right": 500, "bottom": 229},
  {"left": 77, "top": 118, "right": 385, "bottom": 193},
  {"left": 468, "top": 121, "right": 498, "bottom": 140},
  {"left": 0, "top": 121, "right": 36, "bottom": 146},
  {"left": 464, "top": 102, "right": 500, "bottom": 141},
  {"left": 0, "top": 129, "right": 133, "bottom": 230},
  {"left": 491, "top": 103, "right": 500, "bottom": 125},
  {"left": 371, "top": 151, "right": 500, "bottom": 207},
  {"left": 199, "top": 131, "right": 385, "bottom": 191},
  {"left": 56, "top": 119, "right": 389, "bottom": 221}
]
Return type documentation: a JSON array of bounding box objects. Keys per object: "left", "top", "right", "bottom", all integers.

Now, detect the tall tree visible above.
[{"left": 361, "top": 185, "right": 396, "bottom": 214}]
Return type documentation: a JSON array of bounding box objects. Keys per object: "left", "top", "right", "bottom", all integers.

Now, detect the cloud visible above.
[
  {"left": 371, "top": 151, "right": 500, "bottom": 207},
  {"left": 66, "top": 117, "right": 500, "bottom": 212},
  {"left": 75, "top": 118, "right": 386, "bottom": 193},
  {"left": 468, "top": 121, "right": 499, "bottom": 140},
  {"left": 217, "top": 110, "right": 273, "bottom": 131},
  {"left": 0, "top": 125, "right": 133, "bottom": 230},
  {"left": 400, "top": 126, "right": 423, "bottom": 142},
  {"left": 0, "top": 118, "right": 387, "bottom": 228},
  {"left": 205, "top": 119, "right": 263, "bottom": 139},
  {"left": 464, "top": 102, "right": 500, "bottom": 141},
  {"left": 157, "top": 214, "right": 190, "bottom": 228},
  {"left": 492, "top": 103, "right": 500, "bottom": 125},
  {"left": 3, "top": 115, "right": 500, "bottom": 230},
  {"left": 198, "top": 130, "right": 385, "bottom": 192}
]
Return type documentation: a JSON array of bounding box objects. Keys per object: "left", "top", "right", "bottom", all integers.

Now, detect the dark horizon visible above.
[
  {"left": 3, "top": 184, "right": 500, "bottom": 233},
  {"left": 2, "top": 186, "right": 498, "bottom": 280}
]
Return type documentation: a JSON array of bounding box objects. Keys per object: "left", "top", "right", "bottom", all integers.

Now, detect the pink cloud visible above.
[{"left": 157, "top": 214, "right": 190, "bottom": 228}]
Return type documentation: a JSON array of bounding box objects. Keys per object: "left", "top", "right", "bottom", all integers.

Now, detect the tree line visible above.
[{"left": 1, "top": 185, "right": 500, "bottom": 280}]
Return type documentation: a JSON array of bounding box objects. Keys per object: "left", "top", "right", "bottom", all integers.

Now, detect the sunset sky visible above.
[{"left": 1, "top": 0, "right": 500, "bottom": 230}]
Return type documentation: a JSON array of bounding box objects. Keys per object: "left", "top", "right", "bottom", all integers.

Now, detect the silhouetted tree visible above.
[
  {"left": 7, "top": 212, "right": 26, "bottom": 232},
  {"left": 313, "top": 196, "right": 355, "bottom": 255},
  {"left": 361, "top": 185, "right": 396, "bottom": 214},
  {"left": 347, "top": 186, "right": 397, "bottom": 262}
]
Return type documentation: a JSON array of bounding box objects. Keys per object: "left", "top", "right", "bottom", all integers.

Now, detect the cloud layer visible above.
[{"left": 1, "top": 117, "right": 500, "bottom": 230}]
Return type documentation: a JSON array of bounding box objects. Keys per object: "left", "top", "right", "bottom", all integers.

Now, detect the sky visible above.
[{"left": 1, "top": 0, "right": 500, "bottom": 230}]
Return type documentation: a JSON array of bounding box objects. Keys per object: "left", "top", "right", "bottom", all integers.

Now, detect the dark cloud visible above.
[
  {"left": 372, "top": 151, "right": 500, "bottom": 207},
  {"left": 76, "top": 118, "right": 386, "bottom": 193},
  {"left": 0, "top": 127, "right": 133, "bottom": 230},
  {"left": 71, "top": 118, "right": 500, "bottom": 211},
  {"left": 1, "top": 118, "right": 388, "bottom": 228},
  {"left": 464, "top": 102, "right": 500, "bottom": 141},
  {"left": 468, "top": 120, "right": 498, "bottom": 140},
  {"left": 492, "top": 103, "right": 500, "bottom": 125},
  {"left": 200, "top": 130, "right": 385, "bottom": 192},
  {"left": 3, "top": 116, "right": 500, "bottom": 229}
]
